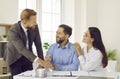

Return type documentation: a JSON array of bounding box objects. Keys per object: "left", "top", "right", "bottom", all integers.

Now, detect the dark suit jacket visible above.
[{"left": 4, "top": 21, "right": 44, "bottom": 66}]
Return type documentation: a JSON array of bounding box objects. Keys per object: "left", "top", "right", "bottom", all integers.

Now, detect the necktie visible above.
[{"left": 27, "top": 30, "right": 30, "bottom": 50}]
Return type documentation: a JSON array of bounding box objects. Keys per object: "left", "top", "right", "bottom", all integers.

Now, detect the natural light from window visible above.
[{"left": 18, "top": 0, "right": 61, "bottom": 44}]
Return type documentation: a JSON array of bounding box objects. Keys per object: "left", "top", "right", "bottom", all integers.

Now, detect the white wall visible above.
[
  {"left": 0, "top": 0, "right": 18, "bottom": 24},
  {"left": 0, "top": 0, "right": 18, "bottom": 36},
  {"left": 97, "top": 0, "right": 120, "bottom": 71},
  {"left": 86, "top": 0, "right": 98, "bottom": 27},
  {"left": 74, "top": 0, "right": 86, "bottom": 43},
  {"left": 61, "top": 0, "right": 75, "bottom": 42},
  {"left": 74, "top": 0, "right": 98, "bottom": 43}
]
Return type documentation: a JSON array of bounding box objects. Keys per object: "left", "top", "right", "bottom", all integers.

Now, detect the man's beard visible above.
[
  {"left": 56, "top": 37, "right": 64, "bottom": 44},
  {"left": 26, "top": 26, "right": 35, "bottom": 30},
  {"left": 56, "top": 39, "right": 64, "bottom": 44}
]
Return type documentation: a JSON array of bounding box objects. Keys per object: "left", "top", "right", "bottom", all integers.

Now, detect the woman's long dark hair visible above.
[{"left": 88, "top": 27, "right": 108, "bottom": 68}]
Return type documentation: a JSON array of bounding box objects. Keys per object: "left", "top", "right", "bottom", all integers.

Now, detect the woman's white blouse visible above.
[{"left": 78, "top": 45, "right": 103, "bottom": 71}]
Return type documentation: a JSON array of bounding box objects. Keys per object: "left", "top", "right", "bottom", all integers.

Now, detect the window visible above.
[
  {"left": 18, "top": 0, "right": 61, "bottom": 43},
  {"left": 18, "top": 0, "right": 36, "bottom": 20},
  {"left": 42, "top": 0, "right": 61, "bottom": 43}
]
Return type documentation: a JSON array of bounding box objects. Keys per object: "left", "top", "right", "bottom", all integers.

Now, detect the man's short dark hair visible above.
[
  {"left": 59, "top": 24, "right": 72, "bottom": 37},
  {"left": 20, "top": 8, "right": 37, "bottom": 20}
]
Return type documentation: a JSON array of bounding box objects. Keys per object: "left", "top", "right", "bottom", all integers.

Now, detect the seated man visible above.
[{"left": 46, "top": 24, "right": 79, "bottom": 71}]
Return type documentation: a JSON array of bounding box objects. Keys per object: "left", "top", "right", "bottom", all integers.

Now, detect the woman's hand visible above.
[{"left": 74, "top": 42, "right": 82, "bottom": 56}]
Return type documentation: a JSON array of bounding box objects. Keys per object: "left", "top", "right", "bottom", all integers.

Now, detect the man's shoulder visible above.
[
  {"left": 50, "top": 43, "right": 58, "bottom": 47},
  {"left": 68, "top": 42, "right": 76, "bottom": 49},
  {"left": 9, "top": 22, "right": 20, "bottom": 31}
]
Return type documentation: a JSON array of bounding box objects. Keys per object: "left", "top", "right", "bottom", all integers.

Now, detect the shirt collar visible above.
[
  {"left": 89, "top": 47, "right": 94, "bottom": 51},
  {"left": 21, "top": 22, "right": 27, "bottom": 32},
  {"left": 57, "top": 41, "right": 70, "bottom": 49},
  {"left": 86, "top": 45, "right": 97, "bottom": 53}
]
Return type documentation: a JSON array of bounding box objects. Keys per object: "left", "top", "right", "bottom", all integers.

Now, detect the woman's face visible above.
[{"left": 82, "top": 29, "right": 94, "bottom": 44}]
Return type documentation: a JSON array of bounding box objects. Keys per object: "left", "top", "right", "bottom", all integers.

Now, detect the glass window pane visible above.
[
  {"left": 42, "top": 0, "right": 52, "bottom": 12},
  {"left": 51, "top": 31, "right": 56, "bottom": 43},
  {"left": 52, "top": 14, "right": 60, "bottom": 31},
  {"left": 26, "top": 0, "right": 36, "bottom": 10},
  {"left": 42, "top": 32, "right": 52, "bottom": 42},
  {"left": 53, "top": 0, "right": 60, "bottom": 13},
  {"left": 42, "top": 13, "right": 52, "bottom": 31},
  {"left": 19, "top": 0, "right": 26, "bottom": 9}
]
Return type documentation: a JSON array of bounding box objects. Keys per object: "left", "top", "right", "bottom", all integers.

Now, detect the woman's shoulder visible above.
[{"left": 93, "top": 48, "right": 103, "bottom": 56}]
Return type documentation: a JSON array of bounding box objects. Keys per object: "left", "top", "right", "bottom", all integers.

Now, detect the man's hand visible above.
[
  {"left": 52, "top": 64, "right": 56, "bottom": 70},
  {"left": 44, "top": 55, "right": 51, "bottom": 64},
  {"left": 74, "top": 42, "right": 82, "bottom": 56},
  {"left": 37, "top": 64, "right": 44, "bottom": 69},
  {"left": 37, "top": 58, "right": 54, "bottom": 69}
]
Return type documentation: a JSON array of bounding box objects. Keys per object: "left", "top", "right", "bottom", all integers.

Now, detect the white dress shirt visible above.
[
  {"left": 21, "top": 23, "right": 29, "bottom": 49},
  {"left": 78, "top": 45, "right": 103, "bottom": 71}
]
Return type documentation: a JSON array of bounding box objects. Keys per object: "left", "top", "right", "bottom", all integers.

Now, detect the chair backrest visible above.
[{"left": 106, "top": 60, "right": 117, "bottom": 72}]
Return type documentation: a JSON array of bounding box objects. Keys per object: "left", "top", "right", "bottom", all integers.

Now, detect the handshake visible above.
[{"left": 36, "top": 55, "right": 55, "bottom": 70}]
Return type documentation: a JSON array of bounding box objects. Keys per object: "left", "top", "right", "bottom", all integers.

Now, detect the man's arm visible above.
[
  {"left": 33, "top": 26, "right": 54, "bottom": 69},
  {"left": 9, "top": 27, "right": 36, "bottom": 62},
  {"left": 34, "top": 25, "right": 44, "bottom": 60}
]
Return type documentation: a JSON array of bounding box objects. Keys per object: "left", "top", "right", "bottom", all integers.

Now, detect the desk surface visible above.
[
  {"left": 78, "top": 76, "right": 114, "bottom": 79},
  {"left": 14, "top": 70, "right": 120, "bottom": 79}
]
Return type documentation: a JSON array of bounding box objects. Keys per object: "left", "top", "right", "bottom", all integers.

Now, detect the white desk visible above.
[
  {"left": 89, "top": 71, "right": 116, "bottom": 78},
  {"left": 14, "top": 70, "right": 120, "bottom": 79}
]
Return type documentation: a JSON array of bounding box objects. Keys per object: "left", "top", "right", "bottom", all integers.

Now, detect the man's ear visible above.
[{"left": 65, "top": 34, "right": 69, "bottom": 39}]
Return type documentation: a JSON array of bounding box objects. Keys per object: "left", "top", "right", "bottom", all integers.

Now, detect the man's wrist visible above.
[
  {"left": 37, "top": 58, "right": 44, "bottom": 66},
  {"left": 52, "top": 64, "right": 56, "bottom": 70},
  {"left": 34, "top": 57, "right": 39, "bottom": 63}
]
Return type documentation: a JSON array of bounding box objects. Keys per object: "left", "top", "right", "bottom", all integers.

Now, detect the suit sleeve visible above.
[
  {"left": 8, "top": 27, "right": 36, "bottom": 62},
  {"left": 34, "top": 25, "right": 44, "bottom": 60}
]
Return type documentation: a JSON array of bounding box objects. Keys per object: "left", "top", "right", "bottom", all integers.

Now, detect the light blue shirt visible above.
[{"left": 47, "top": 42, "right": 80, "bottom": 71}]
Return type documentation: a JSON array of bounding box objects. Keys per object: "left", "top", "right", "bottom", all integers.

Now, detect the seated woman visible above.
[{"left": 74, "top": 27, "right": 108, "bottom": 71}]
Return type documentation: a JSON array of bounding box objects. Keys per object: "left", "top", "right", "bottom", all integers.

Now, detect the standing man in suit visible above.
[{"left": 4, "top": 9, "right": 53, "bottom": 78}]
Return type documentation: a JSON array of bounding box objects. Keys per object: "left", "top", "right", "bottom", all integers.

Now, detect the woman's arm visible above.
[{"left": 74, "top": 42, "right": 82, "bottom": 56}]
